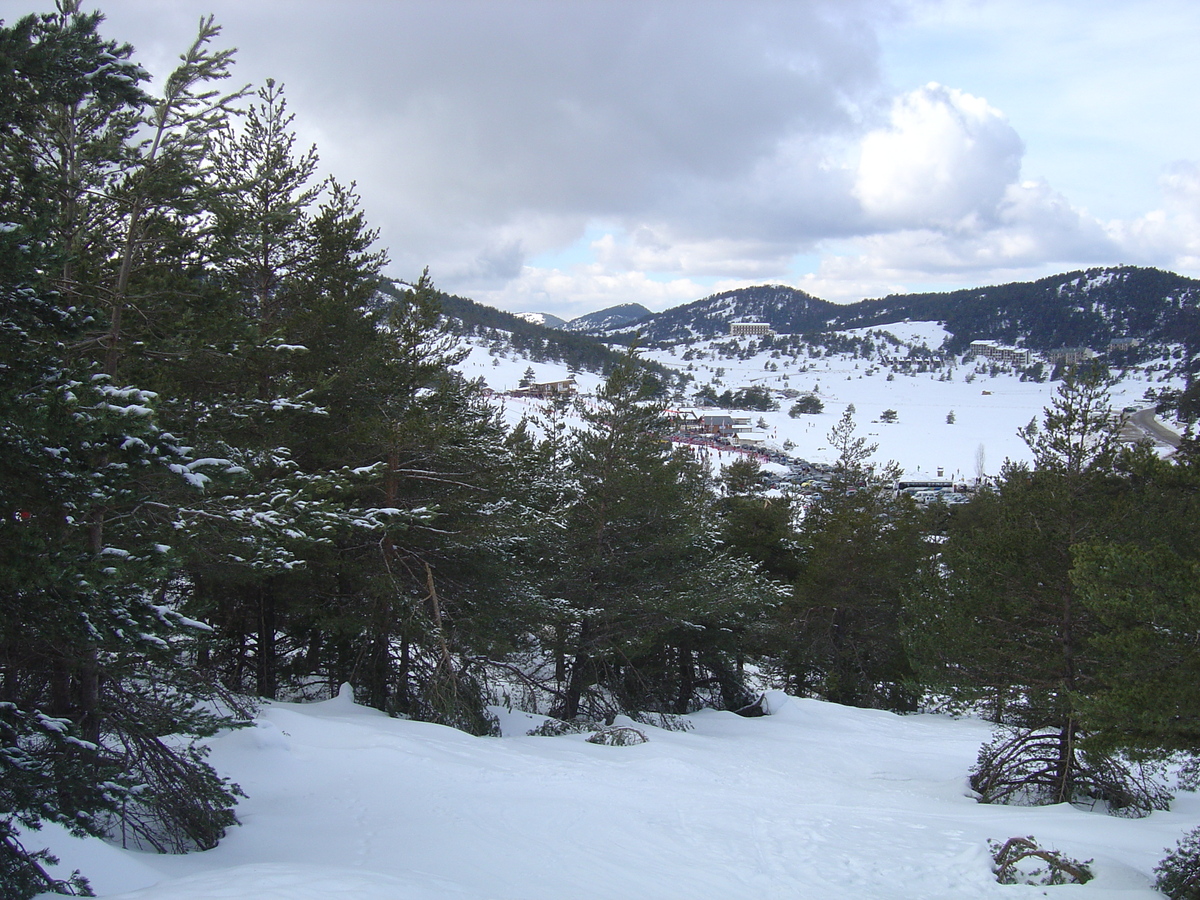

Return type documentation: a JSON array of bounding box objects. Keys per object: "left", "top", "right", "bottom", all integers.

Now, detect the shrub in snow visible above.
[
  {"left": 586, "top": 726, "right": 648, "bottom": 746},
  {"left": 788, "top": 395, "right": 823, "bottom": 416},
  {"left": 989, "top": 836, "right": 1092, "bottom": 886},
  {"left": 969, "top": 726, "right": 1171, "bottom": 817},
  {"left": 630, "top": 711, "right": 694, "bottom": 733},
  {"left": 1156, "top": 827, "right": 1200, "bottom": 899},
  {"left": 526, "top": 717, "right": 599, "bottom": 737}
]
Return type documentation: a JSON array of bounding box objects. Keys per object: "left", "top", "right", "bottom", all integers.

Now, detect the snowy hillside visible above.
[
  {"left": 455, "top": 323, "right": 1184, "bottom": 482},
  {"left": 513, "top": 311, "right": 567, "bottom": 329},
  {"left": 28, "top": 325, "right": 1194, "bottom": 900},
  {"left": 41, "top": 690, "right": 1194, "bottom": 899},
  {"left": 561, "top": 302, "right": 652, "bottom": 333},
  {"left": 645, "top": 322, "right": 1181, "bottom": 481},
  {"left": 596, "top": 267, "right": 1200, "bottom": 349}
]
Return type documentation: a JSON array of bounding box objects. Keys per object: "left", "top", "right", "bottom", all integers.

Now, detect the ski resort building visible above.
[
  {"left": 509, "top": 378, "right": 577, "bottom": 399},
  {"left": 667, "top": 408, "right": 754, "bottom": 438},
  {"left": 969, "top": 341, "right": 1032, "bottom": 367},
  {"left": 730, "top": 322, "right": 773, "bottom": 337},
  {"left": 1043, "top": 347, "right": 1097, "bottom": 367}
]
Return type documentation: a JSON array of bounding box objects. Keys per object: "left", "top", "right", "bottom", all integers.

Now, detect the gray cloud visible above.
[
  {"left": 88, "top": 1, "right": 898, "bottom": 280},
  {"left": 68, "top": 0, "right": 1200, "bottom": 315}
]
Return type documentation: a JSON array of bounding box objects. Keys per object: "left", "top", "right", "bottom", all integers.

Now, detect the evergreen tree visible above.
[
  {"left": 208, "top": 78, "right": 320, "bottom": 329},
  {"left": 788, "top": 395, "right": 823, "bottom": 416},
  {"left": 173, "top": 79, "right": 372, "bottom": 703},
  {"left": 717, "top": 458, "right": 800, "bottom": 583},
  {"left": 344, "top": 275, "right": 538, "bottom": 731},
  {"left": 1070, "top": 449, "right": 1200, "bottom": 758},
  {"left": 775, "top": 409, "right": 923, "bottom": 709},
  {"left": 0, "top": 8, "right": 247, "bottom": 893},
  {"left": 909, "top": 373, "right": 1169, "bottom": 814},
  {"left": 552, "top": 351, "right": 775, "bottom": 719}
]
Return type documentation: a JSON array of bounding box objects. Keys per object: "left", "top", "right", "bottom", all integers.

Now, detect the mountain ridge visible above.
[
  {"left": 571, "top": 266, "right": 1200, "bottom": 354},
  {"left": 561, "top": 302, "right": 653, "bottom": 333}
]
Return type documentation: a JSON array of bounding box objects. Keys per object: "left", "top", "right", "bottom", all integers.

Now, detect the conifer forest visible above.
[{"left": 3, "top": 5, "right": 1200, "bottom": 897}]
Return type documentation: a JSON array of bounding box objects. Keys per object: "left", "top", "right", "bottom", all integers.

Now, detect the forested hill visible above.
[
  {"left": 598, "top": 284, "right": 838, "bottom": 344},
  {"left": 593, "top": 266, "right": 1200, "bottom": 352},
  {"left": 562, "top": 302, "right": 652, "bottom": 333},
  {"left": 847, "top": 266, "right": 1200, "bottom": 353},
  {"left": 376, "top": 280, "right": 630, "bottom": 376}
]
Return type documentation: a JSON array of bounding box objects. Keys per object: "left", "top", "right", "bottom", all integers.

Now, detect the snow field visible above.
[
  {"left": 35, "top": 323, "right": 1192, "bottom": 898},
  {"left": 43, "top": 690, "right": 1198, "bottom": 899},
  {"left": 458, "top": 323, "right": 1183, "bottom": 481}
]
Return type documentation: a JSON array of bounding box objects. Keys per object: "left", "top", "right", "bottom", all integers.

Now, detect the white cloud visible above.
[
  {"left": 73, "top": 0, "right": 1200, "bottom": 318},
  {"left": 811, "top": 177, "right": 1122, "bottom": 294},
  {"left": 467, "top": 263, "right": 754, "bottom": 321},
  {"left": 1112, "top": 161, "right": 1200, "bottom": 271},
  {"left": 586, "top": 228, "right": 798, "bottom": 280},
  {"left": 854, "top": 83, "right": 1022, "bottom": 230}
]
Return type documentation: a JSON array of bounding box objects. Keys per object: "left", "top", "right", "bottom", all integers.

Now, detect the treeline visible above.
[
  {"left": 631, "top": 267, "right": 1200, "bottom": 363},
  {"left": 0, "top": 6, "right": 770, "bottom": 895},
  {"left": 387, "top": 283, "right": 657, "bottom": 380},
  {"left": 692, "top": 384, "right": 778, "bottom": 411},
  {"left": 629, "top": 284, "right": 837, "bottom": 344},
  {"left": 5, "top": 5, "right": 1200, "bottom": 898}
]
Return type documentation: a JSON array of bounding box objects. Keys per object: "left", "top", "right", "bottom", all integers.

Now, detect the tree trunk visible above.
[
  {"left": 1053, "top": 719, "right": 1078, "bottom": 805},
  {"left": 256, "top": 579, "right": 277, "bottom": 700},
  {"left": 561, "top": 618, "right": 591, "bottom": 720},
  {"left": 674, "top": 643, "right": 694, "bottom": 714}
]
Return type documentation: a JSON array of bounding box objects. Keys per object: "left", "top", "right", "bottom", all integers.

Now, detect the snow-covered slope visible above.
[
  {"left": 42, "top": 690, "right": 1194, "bottom": 898},
  {"left": 514, "top": 311, "right": 568, "bottom": 329},
  {"left": 456, "top": 337, "right": 605, "bottom": 395},
  {"left": 29, "top": 323, "right": 1194, "bottom": 900},
  {"left": 644, "top": 323, "right": 1183, "bottom": 480},
  {"left": 562, "top": 302, "right": 652, "bottom": 333},
  {"left": 452, "top": 321, "right": 1183, "bottom": 481}
]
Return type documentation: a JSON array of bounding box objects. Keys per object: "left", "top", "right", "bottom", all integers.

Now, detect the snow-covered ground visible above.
[
  {"left": 458, "top": 323, "right": 1184, "bottom": 482},
  {"left": 40, "top": 689, "right": 1197, "bottom": 898},
  {"left": 30, "top": 324, "right": 1194, "bottom": 899}
]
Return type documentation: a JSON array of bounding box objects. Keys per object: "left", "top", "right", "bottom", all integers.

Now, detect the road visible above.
[{"left": 1125, "top": 408, "right": 1182, "bottom": 449}]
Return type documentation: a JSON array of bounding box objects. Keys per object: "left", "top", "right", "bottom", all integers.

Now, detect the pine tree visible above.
[
  {"left": 551, "top": 351, "right": 775, "bottom": 719},
  {"left": 175, "top": 77, "right": 347, "bottom": 701},
  {"left": 208, "top": 78, "right": 321, "bottom": 329},
  {"left": 776, "top": 409, "right": 923, "bottom": 710},
  {"left": 1070, "top": 448, "right": 1200, "bottom": 758},
  {"left": 0, "top": 28, "right": 123, "bottom": 883},
  {"left": 0, "top": 10, "right": 249, "bottom": 894},
  {"left": 316, "top": 274, "right": 541, "bottom": 732},
  {"left": 717, "top": 458, "right": 800, "bottom": 582},
  {"left": 909, "top": 373, "right": 1169, "bottom": 814}
]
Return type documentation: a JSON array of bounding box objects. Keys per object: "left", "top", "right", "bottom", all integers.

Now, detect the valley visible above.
[{"left": 458, "top": 316, "right": 1184, "bottom": 483}]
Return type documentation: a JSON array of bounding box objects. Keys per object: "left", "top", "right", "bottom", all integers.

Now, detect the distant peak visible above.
[{"left": 515, "top": 311, "right": 567, "bottom": 329}]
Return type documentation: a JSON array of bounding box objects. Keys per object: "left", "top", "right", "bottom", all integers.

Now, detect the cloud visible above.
[
  {"left": 854, "top": 83, "right": 1023, "bottom": 230},
  {"left": 1113, "top": 161, "right": 1200, "bottom": 270},
  {"left": 587, "top": 228, "right": 800, "bottom": 280},
  {"left": 89, "top": 0, "right": 900, "bottom": 288},
  {"left": 813, "top": 180, "right": 1118, "bottom": 291},
  {"left": 466, "top": 264, "right": 751, "bottom": 322},
  {"left": 76, "top": 0, "right": 1200, "bottom": 317}
]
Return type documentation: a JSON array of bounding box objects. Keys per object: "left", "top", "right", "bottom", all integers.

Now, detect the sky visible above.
[{"left": 38, "top": 0, "right": 1200, "bottom": 319}]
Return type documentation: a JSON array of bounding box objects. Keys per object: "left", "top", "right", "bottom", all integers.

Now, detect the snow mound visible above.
[
  {"left": 39, "top": 692, "right": 1193, "bottom": 899},
  {"left": 100, "top": 863, "right": 469, "bottom": 900}
]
